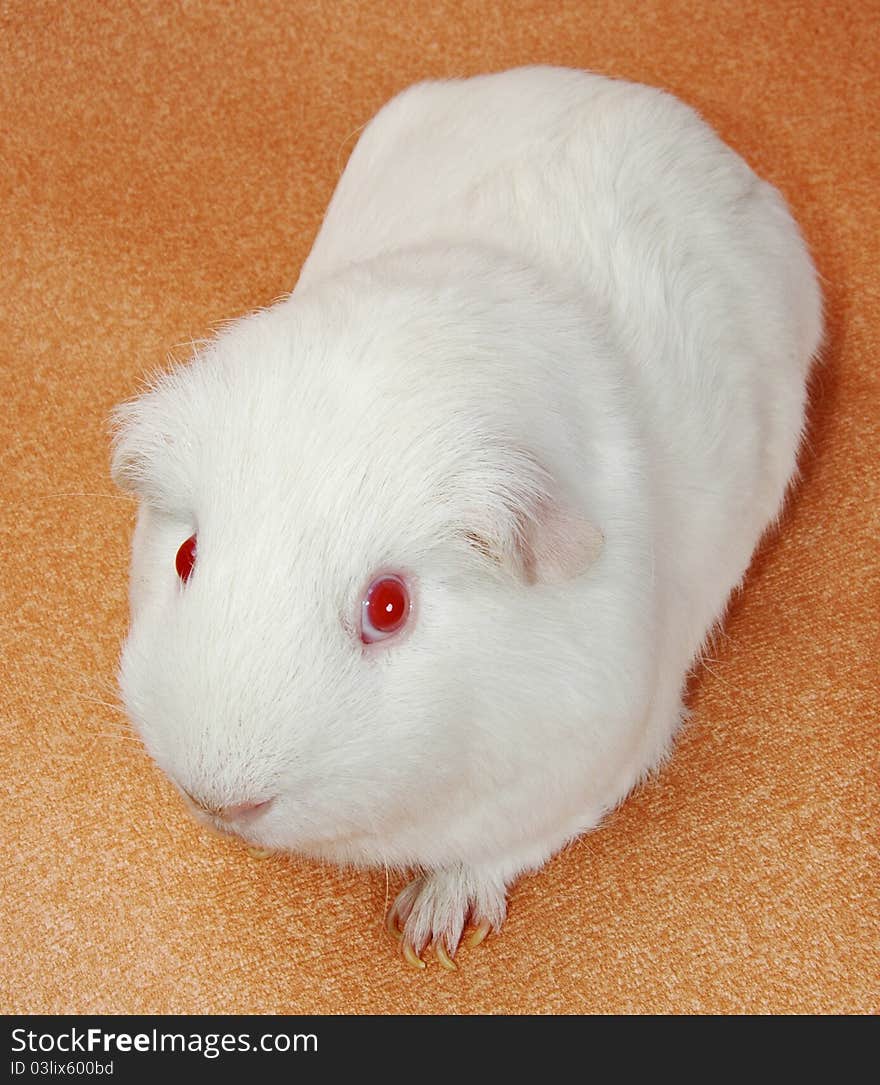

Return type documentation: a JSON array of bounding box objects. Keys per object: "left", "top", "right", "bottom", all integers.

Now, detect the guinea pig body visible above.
[{"left": 113, "top": 66, "right": 822, "bottom": 962}]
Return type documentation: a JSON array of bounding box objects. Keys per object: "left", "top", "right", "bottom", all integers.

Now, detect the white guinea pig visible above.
[{"left": 112, "top": 66, "right": 822, "bottom": 967}]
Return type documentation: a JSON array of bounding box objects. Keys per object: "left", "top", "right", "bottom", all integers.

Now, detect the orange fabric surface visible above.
[{"left": 1, "top": 1, "right": 877, "bottom": 1014}]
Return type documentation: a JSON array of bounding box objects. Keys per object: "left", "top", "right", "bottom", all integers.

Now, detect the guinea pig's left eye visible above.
[
  {"left": 175, "top": 533, "right": 197, "bottom": 584},
  {"left": 360, "top": 573, "right": 411, "bottom": 644}
]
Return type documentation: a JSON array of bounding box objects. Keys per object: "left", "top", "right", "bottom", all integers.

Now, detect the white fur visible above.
[{"left": 112, "top": 67, "right": 822, "bottom": 953}]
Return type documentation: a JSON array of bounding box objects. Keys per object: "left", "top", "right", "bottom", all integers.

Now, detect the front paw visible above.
[{"left": 386, "top": 864, "right": 509, "bottom": 970}]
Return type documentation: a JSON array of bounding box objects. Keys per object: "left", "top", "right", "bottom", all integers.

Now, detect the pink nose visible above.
[
  {"left": 184, "top": 790, "right": 274, "bottom": 821},
  {"left": 217, "top": 799, "right": 273, "bottom": 821}
]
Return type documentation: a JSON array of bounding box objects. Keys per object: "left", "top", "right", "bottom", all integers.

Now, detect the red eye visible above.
[
  {"left": 176, "top": 534, "right": 197, "bottom": 584},
  {"left": 361, "top": 574, "right": 411, "bottom": 644}
]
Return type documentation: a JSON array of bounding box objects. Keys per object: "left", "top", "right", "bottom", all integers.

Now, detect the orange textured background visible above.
[{"left": 1, "top": 0, "right": 877, "bottom": 1014}]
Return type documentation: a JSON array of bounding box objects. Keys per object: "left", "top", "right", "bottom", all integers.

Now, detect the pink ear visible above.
[
  {"left": 462, "top": 449, "right": 603, "bottom": 584},
  {"left": 516, "top": 496, "right": 604, "bottom": 585},
  {"left": 467, "top": 492, "right": 603, "bottom": 585}
]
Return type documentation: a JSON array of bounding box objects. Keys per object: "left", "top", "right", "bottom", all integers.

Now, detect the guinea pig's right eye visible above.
[{"left": 175, "top": 534, "right": 197, "bottom": 584}]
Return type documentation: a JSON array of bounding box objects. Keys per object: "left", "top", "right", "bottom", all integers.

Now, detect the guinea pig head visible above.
[{"left": 111, "top": 262, "right": 602, "bottom": 863}]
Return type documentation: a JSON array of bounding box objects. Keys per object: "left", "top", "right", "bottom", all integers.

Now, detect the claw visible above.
[
  {"left": 435, "top": 942, "right": 457, "bottom": 971},
  {"left": 466, "top": 918, "right": 491, "bottom": 948},
  {"left": 245, "top": 846, "right": 274, "bottom": 859},
  {"left": 402, "top": 942, "right": 426, "bottom": 970},
  {"left": 384, "top": 909, "right": 403, "bottom": 942}
]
